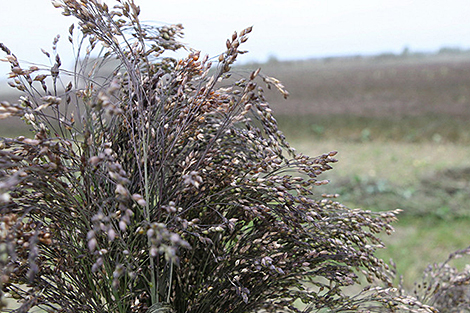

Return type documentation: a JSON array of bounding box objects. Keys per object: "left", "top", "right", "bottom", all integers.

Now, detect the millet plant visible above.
[
  {"left": 0, "top": 0, "right": 457, "bottom": 312},
  {"left": 390, "top": 247, "right": 470, "bottom": 313}
]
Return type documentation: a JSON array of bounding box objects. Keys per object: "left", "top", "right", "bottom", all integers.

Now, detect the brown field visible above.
[{"left": 256, "top": 53, "right": 470, "bottom": 118}]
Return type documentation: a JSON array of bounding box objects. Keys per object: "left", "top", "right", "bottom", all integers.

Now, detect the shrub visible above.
[{"left": 0, "top": 0, "right": 443, "bottom": 312}]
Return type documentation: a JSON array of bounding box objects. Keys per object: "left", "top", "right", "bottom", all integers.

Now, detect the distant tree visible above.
[
  {"left": 401, "top": 46, "right": 410, "bottom": 57},
  {"left": 267, "top": 54, "right": 280, "bottom": 64},
  {"left": 438, "top": 46, "right": 464, "bottom": 54}
]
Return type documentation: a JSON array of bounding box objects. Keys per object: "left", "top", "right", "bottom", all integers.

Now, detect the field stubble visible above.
[{"left": 260, "top": 54, "right": 470, "bottom": 118}]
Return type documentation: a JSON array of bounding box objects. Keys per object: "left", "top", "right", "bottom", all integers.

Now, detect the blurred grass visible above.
[
  {"left": 277, "top": 114, "right": 470, "bottom": 144},
  {"left": 281, "top": 113, "right": 470, "bottom": 288},
  {"left": 289, "top": 136, "right": 470, "bottom": 218},
  {"left": 289, "top": 136, "right": 470, "bottom": 287},
  {"left": 377, "top": 216, "right": 470, "bottom": 288}
]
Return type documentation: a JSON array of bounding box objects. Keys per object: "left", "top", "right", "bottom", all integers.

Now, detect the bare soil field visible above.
[{"left": 255, "top": 54, "right": 470, "bottom": 118}]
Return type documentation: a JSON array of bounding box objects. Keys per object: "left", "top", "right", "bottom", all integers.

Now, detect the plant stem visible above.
[
  {"left": 167, "top": 261, "right": 173, "bottom": 303},
  {"left": 142, "top": 124, "right": 157, "bottom": 304}
]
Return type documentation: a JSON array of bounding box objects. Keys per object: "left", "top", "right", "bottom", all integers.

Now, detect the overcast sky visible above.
[{"left": 1, "top": 0, "right": 470, "bottom": 78}]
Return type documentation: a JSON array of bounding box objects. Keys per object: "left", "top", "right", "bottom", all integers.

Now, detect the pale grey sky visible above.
[{"left": 1, "top": 0, "right": 470, "bottom": 78}]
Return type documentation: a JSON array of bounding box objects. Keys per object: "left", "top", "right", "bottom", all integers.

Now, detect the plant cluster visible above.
[
  {"left": 390, "top": 247, "right": 470, "bottom": 313},
  {"left": 0, "top": 0, "right": 468, "bottom": 312}
]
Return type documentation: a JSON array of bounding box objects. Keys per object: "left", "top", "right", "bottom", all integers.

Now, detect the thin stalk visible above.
[
  {"left": 142, "top": 122, "right": 157, "bottom": 304},
  {"left": 167, "top": 261, "right": 173, "bottom": 303}
]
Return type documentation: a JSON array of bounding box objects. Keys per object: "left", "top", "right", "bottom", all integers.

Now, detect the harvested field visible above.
[{"left": 254, "top": 54, "right": 470, "bottom": 118}]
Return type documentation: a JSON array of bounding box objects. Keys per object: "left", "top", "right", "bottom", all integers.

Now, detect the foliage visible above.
[{"left": 0, "top": 0, "right": 457, "bottom": 312}]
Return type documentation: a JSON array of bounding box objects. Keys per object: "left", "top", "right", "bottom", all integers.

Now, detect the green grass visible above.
[
  {"left": 290, "top": 137, "right": 470, "bottom": 187},
  {"left": 378, "top": 217, "right": 470, "bottom": 289},
  {"left": 287, "top": 133, "right": 470, "bottom": 289},
  {"left": 277, "top": 114, "right": 470, "bottom": 145}
]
